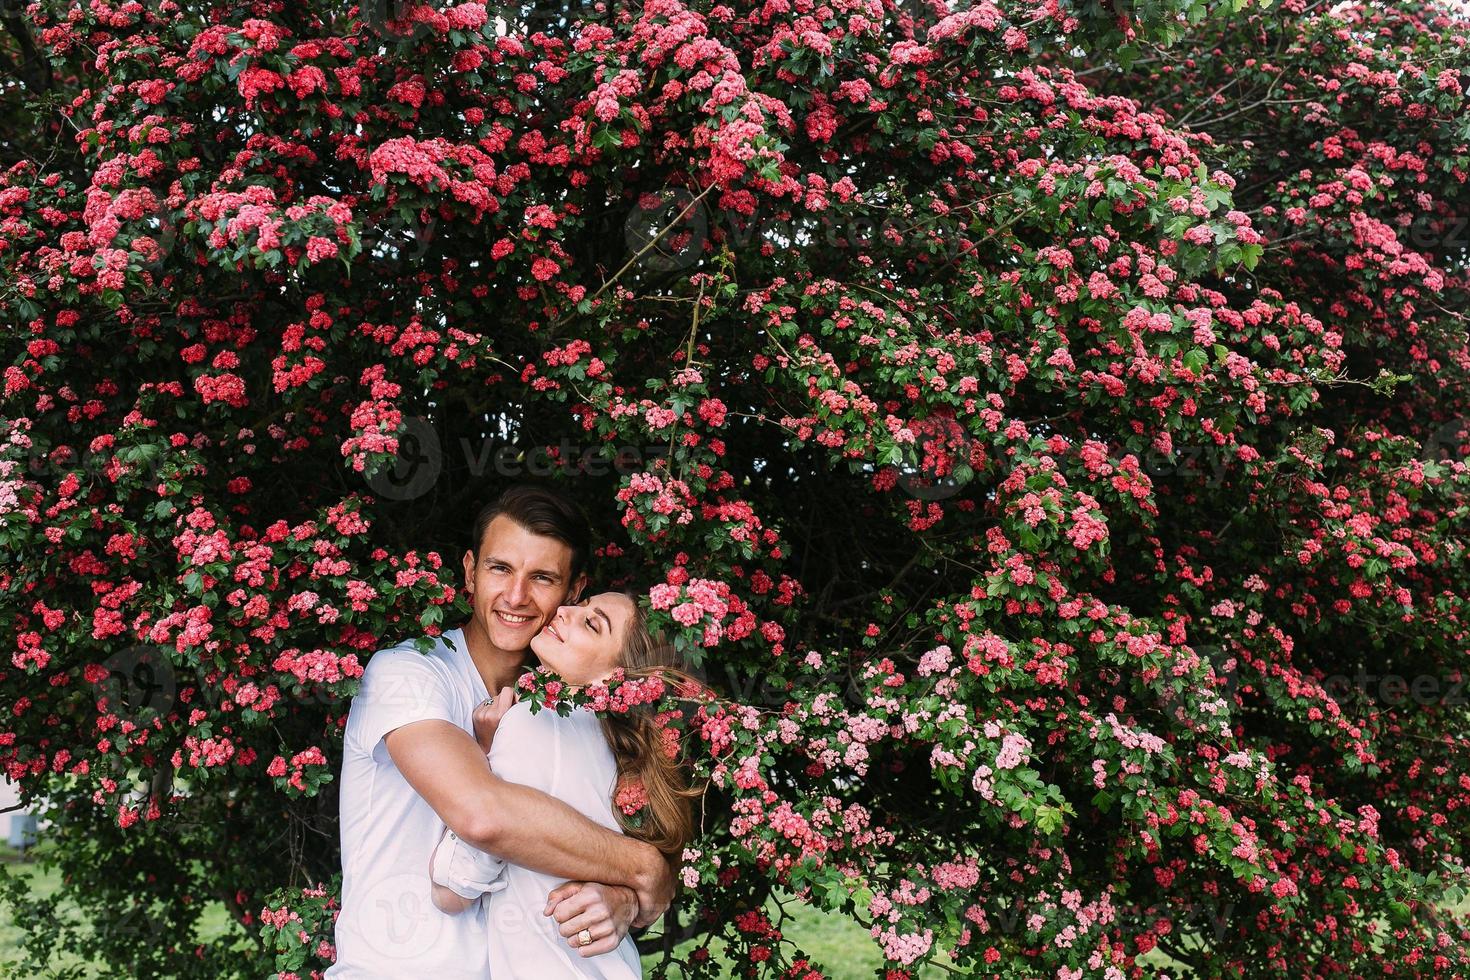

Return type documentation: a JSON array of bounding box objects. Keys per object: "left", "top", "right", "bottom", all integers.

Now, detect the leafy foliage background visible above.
[{"left": 1, "top": 0, "right": 1468, "bottom": 976}]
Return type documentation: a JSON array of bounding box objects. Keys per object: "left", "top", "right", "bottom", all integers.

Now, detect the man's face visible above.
[{"left": 461, "top": 515, "right": 587, "bottom": 657}]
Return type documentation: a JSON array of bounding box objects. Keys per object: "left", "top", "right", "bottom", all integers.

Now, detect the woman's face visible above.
[{"left": 528, "top": 591, "right": 635, "bottom": 686}]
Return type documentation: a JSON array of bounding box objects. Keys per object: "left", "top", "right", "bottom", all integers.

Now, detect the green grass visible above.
[
  {"left": 0, "top": 843, "right": 886, "bottom": 977},
  {"left": 0, "top": 841, "right": 242, "bottom": 978},
  {"left": 0, "top": 842, "right": 81, "bottom": 974},
  {"left": 0, "top": 846, "right": 1231, "bottom": 979},
  {"left": 9, "top": 842, "right": 1459, "bottom": 978},
  {"left": 639, "top": 896, "right": 890, "bottom": 976}
]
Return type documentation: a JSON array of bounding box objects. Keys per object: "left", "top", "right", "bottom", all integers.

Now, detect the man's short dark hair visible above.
[{"left": 471, "top": 483, "right": 592, "bottom": 581}]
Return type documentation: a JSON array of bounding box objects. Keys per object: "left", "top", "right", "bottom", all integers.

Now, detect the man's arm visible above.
[{"left": 384, "top": 718, "right": 674, "bottom": 922}]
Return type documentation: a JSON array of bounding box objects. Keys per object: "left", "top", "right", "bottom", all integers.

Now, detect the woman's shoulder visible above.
[
  {"left": 498, "top": 698, "right": 591, "bottom": 735},
  {"left": 502, "top": 700, "right": 612, "bottom": 752},
  {"left": 498, "top": 696, "right": 541, "bottom": 730},
  {"left": 489, "top": 700, "right": 615, "bottom": 789}
]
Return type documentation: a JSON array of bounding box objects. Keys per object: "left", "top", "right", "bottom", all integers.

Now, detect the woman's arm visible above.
[
  {"left": 429, "top": 832, "right": 478, "bottom": 914},
  {"left": 432, "top": 882, "right": 476, "bottom": 914},
  {"left": 428, "top": 825, "right": 508, "bottom": 914}
]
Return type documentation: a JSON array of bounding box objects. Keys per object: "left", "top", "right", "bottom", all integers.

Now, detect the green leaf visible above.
[
  {"left": 820, "top": 878, "right": 847, "bottom": 907},
  {"left": 1035, "top": 803, "right": 1066, "bottom": 835}
]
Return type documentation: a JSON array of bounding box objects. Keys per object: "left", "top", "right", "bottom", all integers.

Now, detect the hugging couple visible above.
[{"left": 327, "top": 483, "right": 698, "bottom": 979}]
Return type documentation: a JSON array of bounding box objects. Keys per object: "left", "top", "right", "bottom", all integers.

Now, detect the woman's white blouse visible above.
[{"left": 433, "top": 698, "right": 641, "bottom": 979}]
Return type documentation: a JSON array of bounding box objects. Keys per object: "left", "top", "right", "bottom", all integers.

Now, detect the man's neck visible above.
[{"left": 460, "top": 623, "right": 529, "bottom": 695}]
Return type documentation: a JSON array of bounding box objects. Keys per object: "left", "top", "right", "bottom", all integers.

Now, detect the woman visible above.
[{"left": 427, "top": 590, "right": 701, "bottom": 978}]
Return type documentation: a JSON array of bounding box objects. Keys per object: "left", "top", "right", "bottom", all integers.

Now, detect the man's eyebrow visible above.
[{"left": 483, "top": 555, "right": 563, "bottom": 580}]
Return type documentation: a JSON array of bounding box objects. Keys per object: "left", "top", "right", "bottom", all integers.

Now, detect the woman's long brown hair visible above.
[{"left": 600, "top": 592, "right": 708, "bottom": 860}]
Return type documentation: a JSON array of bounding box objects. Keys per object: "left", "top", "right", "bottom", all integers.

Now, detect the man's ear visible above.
[
  {"left": 567, "top": 572, "right": 589, "bottom": 605},
  {"left": 461, "top": 549, "right": 475, "bottom": 594}
]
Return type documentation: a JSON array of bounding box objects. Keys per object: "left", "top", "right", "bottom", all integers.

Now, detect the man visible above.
[{"left": 329, "top": 484, "right": 674, "bottom": 977}]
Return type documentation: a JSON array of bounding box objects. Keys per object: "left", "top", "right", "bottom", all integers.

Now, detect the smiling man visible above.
[{"left": 329, "top": 484, "right": 674, "bottom": 978}]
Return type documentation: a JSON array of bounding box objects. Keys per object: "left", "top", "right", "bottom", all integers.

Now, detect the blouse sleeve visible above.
[{"left": 430, "top": 826, "right": 509, "bottom": 901}]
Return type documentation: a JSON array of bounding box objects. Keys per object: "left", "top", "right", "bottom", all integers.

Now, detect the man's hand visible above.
[
  {"left": 629, "top": 856, "right": 675, "bottom": 929},
  {"left": 544, "top": 881, "right": 638, "bottom": 957},
  {"left": 471, "top": 687, "right": 515, "bottom": 754}
]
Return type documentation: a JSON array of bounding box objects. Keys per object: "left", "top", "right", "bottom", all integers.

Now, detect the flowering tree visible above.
[{"left": 1, "top": 0, "right": 1468, "bottom": 976}]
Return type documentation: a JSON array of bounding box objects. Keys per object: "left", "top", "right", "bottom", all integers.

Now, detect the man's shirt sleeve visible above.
[{"left": 346, "top": 647, "right": 459, "bottom": 762}]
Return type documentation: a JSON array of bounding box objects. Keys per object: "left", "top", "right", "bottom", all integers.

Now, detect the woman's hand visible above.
[
  {"left": 472, "top": 686, "right": 515, "bottom": 754},
  {"left": 544, "top": 881, "right": 639, "bottom": 957}
]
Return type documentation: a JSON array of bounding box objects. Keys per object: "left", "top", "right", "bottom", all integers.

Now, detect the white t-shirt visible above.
[
  {"left": 480, "top": 699, "right": 641, "bottom": 979},
  {"left": 328, "top": 628, "right": 494, "bottom": 979}
]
